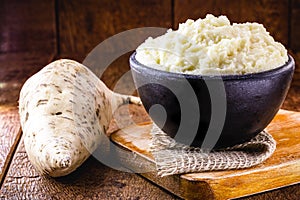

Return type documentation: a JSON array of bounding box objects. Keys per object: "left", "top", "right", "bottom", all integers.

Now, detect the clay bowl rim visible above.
[{"left": 130, "top": 52, "right": 294, "bottom": 81}]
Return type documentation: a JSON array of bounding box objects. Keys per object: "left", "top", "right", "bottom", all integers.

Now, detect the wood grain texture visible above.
[
  {"left": 58, "top": 0, "right": 172, "bottom": 91},
  {"left": 1, "top": 1, "right": 299, "bottom": 199},
  {"left": 0, "top": 105, "right": 179, "bottom": 200},
  {"left": 282, "top": 52, "right": 300, "bottom": 111},
  {"left": 291, "top": 0, "right": 300, "bottom": 52},
  {"left": 111, "top": 109, "right": 300, "bottom": 200},
  {"left": 174, "top": 0, "right": 289, "bottom": 46},
  {"left": 0, "top": 0, "right": 56, "bottom": 54},
  {"left": 58, "top": 0, "right": 172, "bottom": 58},
  {"left": 0, "top": 0, "right": 56, "bottom": 106},
  {"left": 1, "top": 57, "right": 298, "bottom": 200},
  {"left": 0, "top": 107, "right": 21, "bottom": 184},
  {"left": 0, "top": 53, "right": 55, "bottom": 107},
  {"left": 0, "top": 0, "right": 56, "bottom": 186}
]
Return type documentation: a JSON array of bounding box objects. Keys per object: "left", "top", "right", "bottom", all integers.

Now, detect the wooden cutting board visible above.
[{"left": 110, "top": 109, "right": 300, "bottom": 200}]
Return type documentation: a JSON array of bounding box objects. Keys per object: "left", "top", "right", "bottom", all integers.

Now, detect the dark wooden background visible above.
[
  {"left": 1, "top": 0, "right": 300, "bottom": 105},
  {"left": 0, "top": 0, "right": 300, "bottom": 199}
]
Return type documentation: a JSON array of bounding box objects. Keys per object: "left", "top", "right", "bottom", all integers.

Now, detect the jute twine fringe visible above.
[{"left": 149, "top": 124, "right": 276, "bottom": 177}]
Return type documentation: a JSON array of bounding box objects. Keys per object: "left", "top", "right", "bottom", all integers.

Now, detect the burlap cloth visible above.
[{"left": 149, "top": 124, "right": 276, "bottom": 177}]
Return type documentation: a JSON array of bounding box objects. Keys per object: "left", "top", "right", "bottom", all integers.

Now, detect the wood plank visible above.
[
  {"left": 0, "top": 105, "right": 179, "bottom": 200},
  {"left": 0, "top": 0, "right": 56, "bottom": 106},
  {"left": 290, "top": 0, "right": 300, "bottom": 52},
  {"left": 0, "top": 53, "right": 55, "bottom": 107},
  {"left": 58, "top": 0, "right": 172, "bottom": 90},
  {"left": 0, "top": 107, "right": 21, "bottom": 184},
  {"left": 0, "top": 0, "right": 57, "bottom": 190},
  {"left": 174, "top": 0, "right": 289, "bottom": 46},
  {"left": 0, "top": 0, "right": 56, "bottom": 54},
  {"left": 111, "top": 109, "right": 300, "bottom": 200},
  {"left": 58, "top": 0, "right": 171, "bottom": 58}
]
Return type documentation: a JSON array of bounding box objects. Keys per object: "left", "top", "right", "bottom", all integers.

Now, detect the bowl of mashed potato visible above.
[{"left": 130, "top": 14, "right": 295, "bottom": 148}]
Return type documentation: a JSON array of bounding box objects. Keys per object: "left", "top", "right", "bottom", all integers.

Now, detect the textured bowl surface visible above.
[{"left": 130, "top": 52, "right": 295, "bottom": 149}]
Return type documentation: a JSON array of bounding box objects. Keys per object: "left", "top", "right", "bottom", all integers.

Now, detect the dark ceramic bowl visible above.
[{"left": 129, "top": 52, "right": 295, "bottom": 149}]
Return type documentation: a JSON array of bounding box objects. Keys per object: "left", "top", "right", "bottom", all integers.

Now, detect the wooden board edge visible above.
[{"left": 210, "top": 161, "right": 300, "bottom": 200}]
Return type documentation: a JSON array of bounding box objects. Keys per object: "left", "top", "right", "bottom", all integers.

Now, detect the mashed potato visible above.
[{"left": 136, "top": 14, "right": 288, "bottom": 75}]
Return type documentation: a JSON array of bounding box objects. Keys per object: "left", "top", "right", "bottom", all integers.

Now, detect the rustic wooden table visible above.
[{"left": 1, "top": 1, "right": 300, "bottom": 199}]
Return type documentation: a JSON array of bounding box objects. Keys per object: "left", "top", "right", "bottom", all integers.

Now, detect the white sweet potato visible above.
[{"left": 19, "top": 59, "right": 141, "bottom": 177}]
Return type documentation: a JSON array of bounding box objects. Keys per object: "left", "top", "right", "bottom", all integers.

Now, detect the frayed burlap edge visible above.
[{"left": 149, "top": 124, "right": 276, "bottom": 177}]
